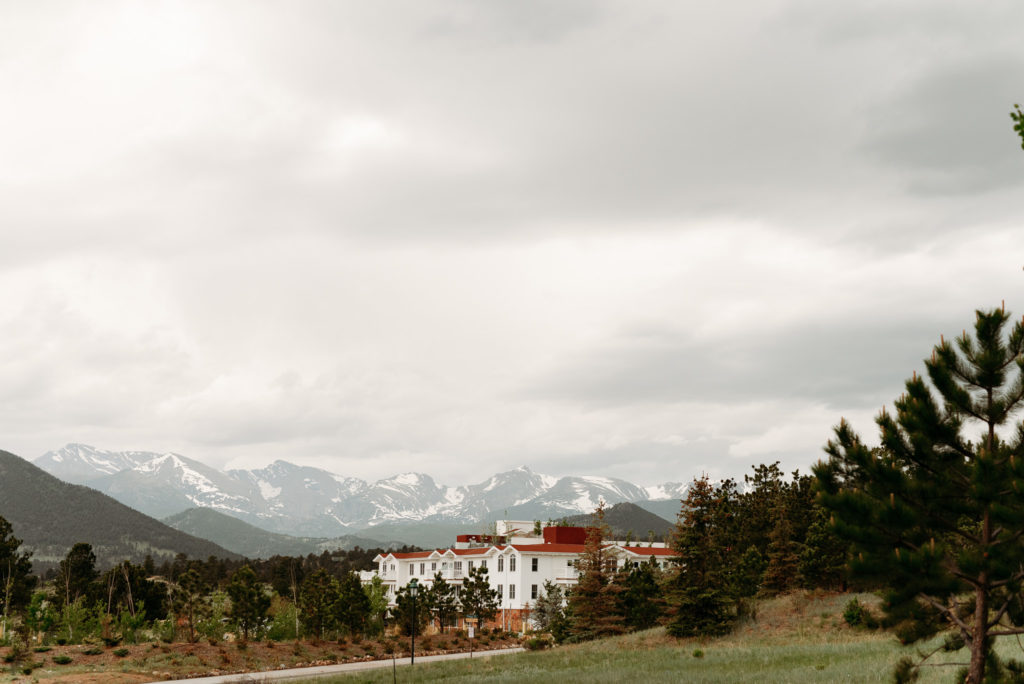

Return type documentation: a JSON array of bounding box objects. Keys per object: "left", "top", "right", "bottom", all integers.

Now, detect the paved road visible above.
[{"left": 146, "top": 647, "right": 526, "bottom": 683}]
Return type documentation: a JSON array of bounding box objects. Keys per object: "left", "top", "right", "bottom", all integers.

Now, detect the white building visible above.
[{"left": 367, "top": 524, "right": 675, "bottom": 632}]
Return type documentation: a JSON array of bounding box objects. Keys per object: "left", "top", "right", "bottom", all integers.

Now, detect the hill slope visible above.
[
  {"left": 0, "top": 449, "right": 240, "bottom": 571},
  {"left": 562, "top": 502, "right": 675, "bottom": 540},
  {"left": 162, "top": 508, "right": 402, "bottom": 559}
]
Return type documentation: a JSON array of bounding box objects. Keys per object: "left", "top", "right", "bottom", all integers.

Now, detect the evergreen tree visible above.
[
  {"left": 619, "top": 561, "right": 663, "bottom": 630},
  {"left": 459, "top": 565, "right": 499, "bottom": 625},
  {"left": 797, "top": 507, "right": 847, "bottom": 590},
  {"left": 566, "top": 501, "right": 626, "bottom": 641},
  {"left": 299, "top": 568, "right": 337, "bottom": 640},
  {"left": 1012, "top": 104, "right": 1024, "bottom": 150},
  {"left": 424, "top": 572, "right": 459, "bottom": 632},
  {"left": 666, "top": 476, "right": 738, "bottom": 637},
  {"left": 364, "top": 575, "right": 389, "bottom": 637},
  {"left": 334, "top": 571, "right": 371, "bottom": 636},
  {"left": 0, "top": 516, "right": 35, "bottom": 639},
  {"left": 57, "top": 542, "right": 98, "bottom": 608},
  {"left": 760, "top": 503, "right": 801, "bottom": 594},
  {"left": 392, "top": 583, "right": 428, "bottom": 637},
  {"left": 172, "top": 568, "right": 208, "bottom": 643},
  {"left": 227, "top": 565, "right": 270, "bottom": 641},
  {"left": 532, "top": 579, "right": 567, "bottom": 635},
  {"left": 815, "top": 307, "right": 1024, "bottom": 684}
]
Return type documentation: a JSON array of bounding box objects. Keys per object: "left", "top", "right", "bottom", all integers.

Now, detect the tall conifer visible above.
[{"left": 815, "top": 307, "right": 1024, "bottom": 683}]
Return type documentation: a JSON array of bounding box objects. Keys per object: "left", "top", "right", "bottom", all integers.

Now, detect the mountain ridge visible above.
[{"left": 36, "top": 444, "right": 689, "bottom": 538}]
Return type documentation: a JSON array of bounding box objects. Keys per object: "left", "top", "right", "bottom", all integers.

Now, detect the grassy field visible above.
[{"left": 321, "top": 592, "right": 1023, "bottom": 683}]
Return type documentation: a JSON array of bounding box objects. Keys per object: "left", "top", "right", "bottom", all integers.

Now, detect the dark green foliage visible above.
[
  {"left": 459, "top": 565, "right": 499, "bottom": 625},
  {"left": 299, "top": 568, "right": 337, "bottom": 640},
  {"left": 0, "top": 516, "right": 36, "bottom": 627},
  {"left": 227, "top": 565, "right": 270, "bottom": 641},
  {"left": 172, "top": 568, "right": 208, "bottom": 643},
  {"left": 333, "top": 571, "right": 370, "bottom": 636},
  {"left": 1012, "top": 104, "right": 1024, "bottom": 150},
  {"left": 618, "top": 561, "right": 663, "bottom": 630},
  {"left": 761, "top": 505, "right": 800, "bottom": 595},
  {"left": 734, "top": 546, "right": 766, "bottom": 599},
  {"left": 566, "top": 502, "right": 626, "bottom": 642},
  {"left": 57, "top": 543, "right": 98, "bottom": 608},
  {"left": 666, "top": 476, "right": 737, "bottom": 637},
  {"left": 815, "top": 307, "right": 1024, "bottom": 684},
  {"left": 392, "top": 583, "right": 428, "bottom": 637},
  {"left": 423, "top": 571, "right": 459, "bottom": 632},
  {"left": 532, "top": 580, "right": 568, "bottom": 638},
  {"left": 797, "top": 508, "right": 847, "bottom": 590},
  {"left": 0, "top": 450, "right": 238, "bottom": 571}
]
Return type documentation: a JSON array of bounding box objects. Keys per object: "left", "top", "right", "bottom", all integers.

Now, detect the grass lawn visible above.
[{"left": 321, "top": 592, "right": 1016, "bottom": 683}]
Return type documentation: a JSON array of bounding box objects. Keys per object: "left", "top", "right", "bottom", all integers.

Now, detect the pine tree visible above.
[
  {"left": 459, "top": 565, "right": 499, "bottom": 625},
  {"left": 424, "top": 572, "right": 459, "bottom": 632},
  {"left": 619, "top": 561, "right": 663, "bottom": 630},
  {"left": 299, "top": 568, "right": 337, "bottom": 640},
  {"left": 666, "top": 476, "right": 737, "bottom": 637},
  {"left": 172, "top": 568, "right": 208, "bottom": 643},
  {"left": 0, "top": 516, "right": 35, "bottom": 640},
  {"left": 532, "top": 579, "right": 567, "bottom": 635},
  {"left": 797, "top": 507, "right": 847, "bottom": 590},
  {"left": 227, "top": 565, "right": 270, "bottom": 642},
  {"left": 334, "top": 571, "right": 371, "bottom": 636},
  {"left": 566, "top": 501, "right": 626, "bottom": 641},
  {"left": 760, "top": 503, "right": 801, "bottom": 594},
  {"left": 815, "top": 307, "right": 1024, "bottom": 684},
  {"left": 392, "top": 583, "right": 429, "bottom": 637}
]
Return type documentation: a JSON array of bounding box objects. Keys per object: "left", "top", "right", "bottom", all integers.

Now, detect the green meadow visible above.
[{"left": 320, "top": 592, "right": 1024, "bottom": 683}]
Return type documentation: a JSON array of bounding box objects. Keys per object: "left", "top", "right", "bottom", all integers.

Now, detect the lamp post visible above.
[{"left": 408, "top": 578, "right": 419, "bottom": 666}]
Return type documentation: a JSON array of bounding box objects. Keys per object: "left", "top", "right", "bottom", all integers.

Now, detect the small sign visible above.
[{"left": 468, "top": 626, "right": 475, "bottom": 639}]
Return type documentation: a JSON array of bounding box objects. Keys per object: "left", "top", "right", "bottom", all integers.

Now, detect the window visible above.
[
  {"left": 531, "top": 584, "right": 538, "bottom": 599},
  {"left": 531, "top": 558, "right": 538, "bottom": 572},
  {"left": 468, "top": 560, "right": 474, "bottom": 571},
  {"left": 509, "top": 584, "right": 516, "bottom": 599},
  {"left": 498, "top": 557, "right": 504, "bottom": 572},
  {"left": 455, "top": 561, "right": 463, "bottom": 572},
  {"left": 481, "top": 559, "right": 487, "bottom": 568},
  {"left": 498, "top": 584, "right": 503, "bottom": 598},
  {"left": 420, "top": 562, "right": 425, "bottom": 575},
  {"left": 432, "top": 562, "right": 437, "bottom": 571},
  {"left": 510, "top": 556, "right": 516, "bottom": 572}
]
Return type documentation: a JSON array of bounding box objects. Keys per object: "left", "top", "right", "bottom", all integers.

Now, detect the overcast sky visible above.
[{"left": 2, "top": 1, "right": 1023, "bottom": 488}]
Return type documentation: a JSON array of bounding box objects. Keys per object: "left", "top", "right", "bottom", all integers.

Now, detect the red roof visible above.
[
  {"left": 510, "top": 543, "right": 586, "bottom": 554},
  {"left": 619, "top": 546, "right": 676, "bottom": 557}
]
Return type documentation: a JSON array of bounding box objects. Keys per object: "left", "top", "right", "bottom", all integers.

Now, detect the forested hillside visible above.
[
  {"left": 0, "top": 449, "right": 240, "bottom": 571},
  {"left": 163, "top": 507, "right": 401, "bottom": 558}
]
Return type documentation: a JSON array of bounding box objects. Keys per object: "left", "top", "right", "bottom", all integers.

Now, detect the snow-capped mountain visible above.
[{"left": 35, "top": 444, "right": 686, "bottom": 536}]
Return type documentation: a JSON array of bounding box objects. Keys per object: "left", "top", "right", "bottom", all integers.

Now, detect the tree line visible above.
[{"left": 528, "top": 463, "right": 850, "bottom": 646}]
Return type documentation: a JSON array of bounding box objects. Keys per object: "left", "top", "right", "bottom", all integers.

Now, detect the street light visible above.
[{"left": 408, "top": 578, "right": 419, "bottom": 666}]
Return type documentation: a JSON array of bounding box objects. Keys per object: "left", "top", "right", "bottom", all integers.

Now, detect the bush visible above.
[
  {"left": 53, "top": 655, "right": 73, "bottom": 665},
  {"left": 843, "top": 598, "right": 875, "bottom": 628},
  {"left": 524, "top": 636, "right": 551, "bottom": 651},
  {"left": 83, "top": 647, "right": 104, "bottom": 655},
  {"left": 113, "top": 648, "right": 130, "bottom": 657},
  {"left": 693, "top": 649, "right": 705, "bottom": 658},
  {"left": 32, "top": 646, "right": 51, "bottom": 653}
]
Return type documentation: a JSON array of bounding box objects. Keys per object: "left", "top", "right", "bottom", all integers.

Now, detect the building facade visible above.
[{"left": 366, "top": 521, "right": 676, "bottom": 632}]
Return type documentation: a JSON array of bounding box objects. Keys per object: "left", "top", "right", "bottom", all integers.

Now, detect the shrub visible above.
[
  {"left": 32, "top": 646, "right": 51, "bottom": 653},
  {"left": 693, "top": 649, "right": 705, "bottom": 658},
  {"left": 843, "top": 598, "right": 869, "bottom": 627},
  {"left": 83, "top": 647, "right": 104, "bottom": 655},
  {"left": 524, "top": 636, "right": 550, "bottom": 651},
  {"left": 113, "top": 648, "right": 130, "bottom": 657},
  {"left": 53, "top": 655, "right": 73, "bottom": 665}
]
